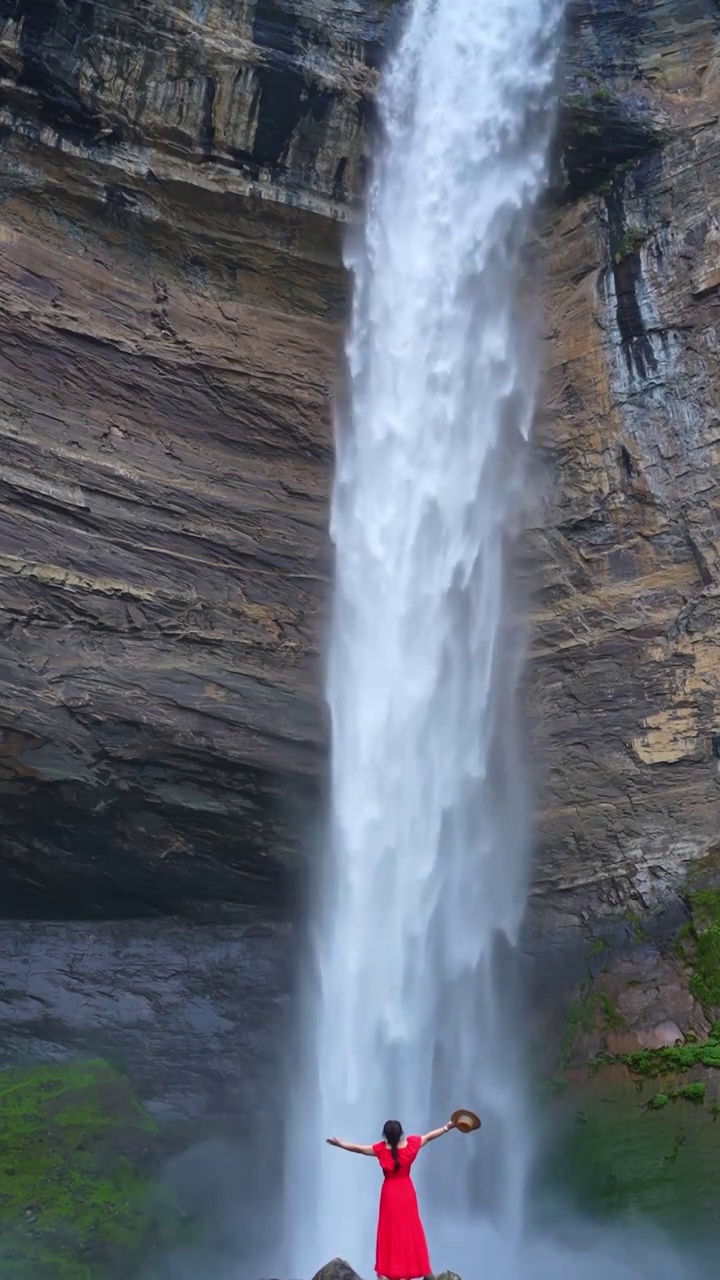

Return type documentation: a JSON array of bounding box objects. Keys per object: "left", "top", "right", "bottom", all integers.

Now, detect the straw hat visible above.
[{"left": 451, "top": 1108, "right": 481, "bottom": 1133}]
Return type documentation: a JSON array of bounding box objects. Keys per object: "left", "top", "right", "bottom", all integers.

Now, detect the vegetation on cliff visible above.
[
  {"left": 682, "top": 888, "right": 720, "bottom": 1011},
  {"left": 550, "top": 1075, "right": 720, "bottom": 1230},
  {"left": 551, "top": 892, "right": 720, "bottom": 1231},
  {"left": 0, "top": 1059, "right": 181, "bottom": 1279}
]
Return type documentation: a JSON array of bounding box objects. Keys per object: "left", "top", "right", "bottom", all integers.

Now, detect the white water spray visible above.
[
  {"left": 283, "top": 2, "right": 704, "bottom": 1278},
  {"left": 286, "top": 0, "right": 559, "bottom": 1270}
]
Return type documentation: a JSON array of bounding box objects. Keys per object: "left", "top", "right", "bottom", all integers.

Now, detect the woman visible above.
[{"left": 327, "top": 1117, "right": 457, "bottom": 1279}]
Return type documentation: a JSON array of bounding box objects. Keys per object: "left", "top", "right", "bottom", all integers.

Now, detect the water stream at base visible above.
[{"left": 284, "top": 2, "right": 705, "bottom": 1278}]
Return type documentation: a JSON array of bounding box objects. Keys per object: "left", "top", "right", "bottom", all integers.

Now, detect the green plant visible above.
[
  {"left": 649, "top": 1092, "right": 669, "bottom": 1110},
  {"left": 649, "top": 1082, "right": 705, "bottom": 1110},
  {"left": 614, "top": 228, "right": 648, "bottom": 264},
  {"left": 675, "top": 1082, "right": 706, "bottom": 1103}
]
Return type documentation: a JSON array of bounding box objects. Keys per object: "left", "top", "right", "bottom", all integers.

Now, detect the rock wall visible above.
[
  {"left": 531, "top": 0, "right": 720, "bottom": 947},
  {"left": 0, "top": 0, "right": 381, "bottom": 915},
  {"left": 0, "top": 0, "right": 717, "bottom": 947}
]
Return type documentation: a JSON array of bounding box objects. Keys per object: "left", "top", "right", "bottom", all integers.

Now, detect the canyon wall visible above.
[
  {"left": 0, "top": 0, "right": 718, "bottom": 1007},
  {"left": 533, "top": 0, "right": 720, "bottom": 947}
]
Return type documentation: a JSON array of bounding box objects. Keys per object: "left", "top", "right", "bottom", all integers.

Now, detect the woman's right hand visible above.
[{"left": 326, "top": 1136, "right": 342, "bottom": 1147}]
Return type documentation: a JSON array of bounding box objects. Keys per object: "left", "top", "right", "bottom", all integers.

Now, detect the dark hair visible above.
[{"left": 382, "top": 1120, "right": 403, "bottom": 1171}]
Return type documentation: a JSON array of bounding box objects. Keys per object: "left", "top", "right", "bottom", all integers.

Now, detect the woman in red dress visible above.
[{"left": 326, "top": 1117, "right": 457, "bottom": 1279}]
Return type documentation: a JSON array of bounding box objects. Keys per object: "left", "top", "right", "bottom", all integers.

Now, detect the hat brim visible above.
[{"left": 451, "top": 1108, "right": 481, "bottom": 1132}]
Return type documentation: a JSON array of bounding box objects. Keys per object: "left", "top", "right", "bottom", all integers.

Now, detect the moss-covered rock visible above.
[
  {"left": 540, "top": 1049, "right": 717, "bottom": 1239},
  {"left": 546, "top": 1070, "right": 720, "bottom": 1234},
  {"left": 0, "top": 1059, "right": 181, "bottom": 1279},
  {"left": 685, "top": 888, "right": 720, "bottom": 1011}
]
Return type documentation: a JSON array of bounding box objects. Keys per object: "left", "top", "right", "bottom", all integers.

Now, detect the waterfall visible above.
[
  {"left": 283, "top": 2, "right": 697, "bottom": 1279},
  {"left": 285, "top": 0, "right": 561, "bottom": 1271}
]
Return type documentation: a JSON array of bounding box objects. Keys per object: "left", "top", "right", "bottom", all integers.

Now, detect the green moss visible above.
[
  {"left": 0, "top": 1059, "right": 180, "bottom": 1279},
  {"left": 562, "top": 987, "right": 625, "bottom": 1065},
  {"left": 561, "top": 996, "right": 595, "bottom": 1063},
  {"left": 672, "top": 890, "right": 720, "bottom": 1011},
  {"left": 598, "top": 992, "right": 624, "bottom": 1029},
  {"left": 547, "top": 1078, "right": 720, "bottom": 1230},
  {"left": 576, "top": 120, "right": 600, "bottom": 137},
  {"left": 594, "top": 1028, "right": 720, "bottom": 1078},
  {"left": 674, "top": 919, "right": 695, "bottom": 960},
  {"left": 688, "top": 889, "right": 720, "bottom": 1009}
]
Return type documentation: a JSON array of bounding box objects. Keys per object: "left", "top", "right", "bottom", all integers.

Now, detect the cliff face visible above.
[
  {"left": 0, "top": 0, "right": 718, "bottom": 944},
  {"left": 0, "top": 0, "right": 379, "bottom": 916},
  {"left": 533, "top": 0, "right": 720, "bottom": 944}
]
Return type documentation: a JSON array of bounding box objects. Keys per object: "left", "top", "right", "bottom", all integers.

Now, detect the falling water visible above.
[
  {"left": 283, "top": 2, "right": 702, "bottom": 1279},
  {"left": 285, "top": 0, "right": 560, "bottom": 1270}
]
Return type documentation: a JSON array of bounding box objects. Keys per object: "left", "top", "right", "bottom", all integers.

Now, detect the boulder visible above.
[{"left": 311, "top": 1260, "right": 364, "bottom": 1280}]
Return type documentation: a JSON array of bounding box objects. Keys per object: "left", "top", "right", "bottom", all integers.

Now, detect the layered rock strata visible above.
[{"left": 0, "top": 0, "right": 717, "bottom": 942}]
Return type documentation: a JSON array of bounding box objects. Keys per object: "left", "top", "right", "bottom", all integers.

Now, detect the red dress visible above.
[{"left": 372, "top": 1135, "right": 431, "bottom": 1279}]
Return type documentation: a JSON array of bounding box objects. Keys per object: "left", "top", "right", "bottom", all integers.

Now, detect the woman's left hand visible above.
[{"left": 326, "top": 1136, "right": 342, "bottom": 1147}]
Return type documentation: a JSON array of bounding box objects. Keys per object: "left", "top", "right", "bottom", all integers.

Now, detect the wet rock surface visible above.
[
  {"left": 0, "top": 917, "right": 292, "bottom": 1272},
  {"left": 0, "top": 918, "right": 290, "bottom": 1126},
  {"left": 310, "top": 1261, "right": 363, "bottom": 1280},
  {"left": 546, "top": 1066, "right": 720, "bottom": 1232}
]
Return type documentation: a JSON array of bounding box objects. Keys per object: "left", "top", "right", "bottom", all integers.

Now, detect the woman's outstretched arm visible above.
[
  {"left": 326, "top": 1137, "right": 375, "bottom": 1155},
  {"left": 420, "top": 1120, "right": 456, "bottom": 1148}
]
